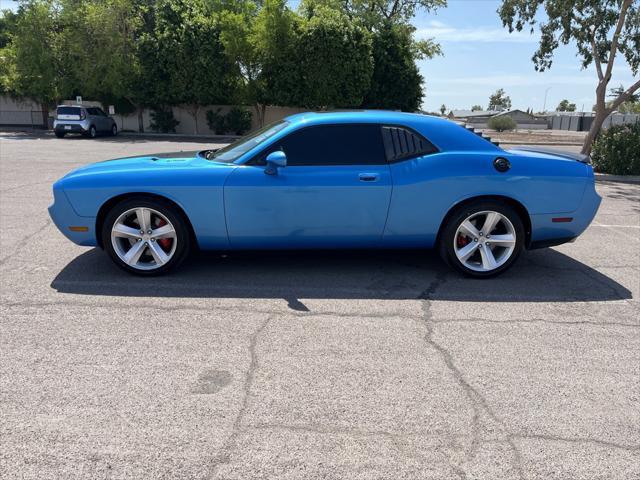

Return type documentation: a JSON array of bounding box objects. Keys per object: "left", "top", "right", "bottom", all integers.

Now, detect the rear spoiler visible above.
[{"left": 508, "top": 146, "right": 591, "bottom": 164}]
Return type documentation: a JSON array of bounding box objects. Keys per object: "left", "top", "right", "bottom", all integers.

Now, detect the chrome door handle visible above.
[{"left": 359, "top": 173, "right": 379, "bottom": 182}]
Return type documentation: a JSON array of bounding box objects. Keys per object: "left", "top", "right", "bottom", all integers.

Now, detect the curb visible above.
[
  {"left": 498, "top": 141, "right": 583, "bottom": 146},
  {"left": 120, "top": 132, "right": 241, "bottom": 141},
  {"left": 595, "top": 173, "right": 640, "bottom": 185}
]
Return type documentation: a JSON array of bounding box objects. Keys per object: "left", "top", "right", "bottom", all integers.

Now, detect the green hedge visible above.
[
  {"left": 591, "top": 122, "right": 640, "bottom": 175},
  {"left": 206, "top": 107, "right": 252, "bottom": 135},
  {"left": 487, "top": 116, "right": 516, "bottom": 132}
]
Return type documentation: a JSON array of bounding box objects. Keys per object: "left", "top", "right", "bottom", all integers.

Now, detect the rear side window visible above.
[
  {"left": 57, "top": 107, "right": 82, "bottom": 116},
  {"left": 275, "top": 124, "right": 386, "bottom": 166},
  {"left": 381, "top": 126, "right": 438, "bottom": 162}
]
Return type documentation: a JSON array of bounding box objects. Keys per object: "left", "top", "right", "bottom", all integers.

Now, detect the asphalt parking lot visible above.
[{"left": 1, "top": 132, "right": 638, "bottom": 479}]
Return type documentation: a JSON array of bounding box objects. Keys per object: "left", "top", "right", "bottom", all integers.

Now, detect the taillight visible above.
[{"left": 80, "top": 110, "right": 86, "bottom": 120}]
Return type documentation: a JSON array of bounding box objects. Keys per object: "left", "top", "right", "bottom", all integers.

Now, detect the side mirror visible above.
[{"left": 264, "top": 150, "right": 287, "bottom": 175}]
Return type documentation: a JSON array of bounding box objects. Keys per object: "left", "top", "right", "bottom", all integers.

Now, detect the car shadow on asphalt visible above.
[{"left": 50, "top": 247, "right": 631, "bottom": 306}]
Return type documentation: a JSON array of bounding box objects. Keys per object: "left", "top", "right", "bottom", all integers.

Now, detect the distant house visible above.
[{"left": 449, "top": 109, "right": 548, "bottom": 130}]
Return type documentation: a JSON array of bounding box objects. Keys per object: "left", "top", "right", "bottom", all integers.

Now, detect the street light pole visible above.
[{"left": 542, "top": 87, "right": 552, "bottom": 113}]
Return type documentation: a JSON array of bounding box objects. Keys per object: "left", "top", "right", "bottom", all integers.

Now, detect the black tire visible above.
[
  {"left": 102, "top": 197, "right": 191, "bottom": 276},
  {"left": 438, "top": 200, "right": 525, "bottom": 278},
  {"left": 88, "top": 125, "right": 97, "bottom": 138},
  {"left": 55, "top": 131, "right": 66, "bottom": 138},
  {"left": 111, "top": 124, "right": 118, "bottom": 136}
]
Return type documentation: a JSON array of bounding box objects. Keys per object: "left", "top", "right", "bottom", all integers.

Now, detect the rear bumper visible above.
[
  {"left": 53, "top": 119, "right": 90, "bottom": 133},
  {"left": 528, "top": 179, "right": 601, "bottom": 248},
  {"left": 48, "top": 186, "right": 98, "bottom": 246}
]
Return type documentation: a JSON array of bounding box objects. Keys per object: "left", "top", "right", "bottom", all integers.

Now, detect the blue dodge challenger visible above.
[{"left": 49, "top": 111, "right": 601, "bottom": 277}]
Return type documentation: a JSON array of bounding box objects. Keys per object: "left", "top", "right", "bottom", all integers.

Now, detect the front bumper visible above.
[{"left": 48, "top": 186, "right": 98, "bottom": 246}]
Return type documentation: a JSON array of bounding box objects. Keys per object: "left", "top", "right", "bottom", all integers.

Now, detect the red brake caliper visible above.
[
  {"left": 156, "top": 218, "right": 172, "bottom": 250},
  {"left": 457, "top": 234, "right": 470, "bottom": 248}
]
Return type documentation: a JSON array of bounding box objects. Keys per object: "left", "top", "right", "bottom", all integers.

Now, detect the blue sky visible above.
[
  {"left": 414, "top": 0, "right": 637, "bottom": 113},
  {"left": 2, "top": 0, "right": 637, "bottom": 113}
]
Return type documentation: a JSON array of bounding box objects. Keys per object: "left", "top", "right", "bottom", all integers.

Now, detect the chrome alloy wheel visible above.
[
  {"left": 110, "top": 207, "right": 177, "bottom": 271},
  {"left": 453, "top": 210, "right": 517, "bottom": 273}
]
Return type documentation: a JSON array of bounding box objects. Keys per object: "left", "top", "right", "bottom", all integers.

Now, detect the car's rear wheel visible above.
[
  {"left": 102, "top": 198, "right": 191, "bottom": 275},
  {"left": 439, "top": 201, "right": 524, "bottom": 278},
  {"left": 111, "top": 124, "right": 118, "bottom": 136},
  {"left": 55, "top": 131, "right": 65, "bottom": 138},
  {"left": 88, "top": 125, "right": 97, "bottom": 138}
]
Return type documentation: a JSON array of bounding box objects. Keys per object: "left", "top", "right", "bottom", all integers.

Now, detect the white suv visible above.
[{"left": 54, "top": 105, "right": 117, "bottom": 138}]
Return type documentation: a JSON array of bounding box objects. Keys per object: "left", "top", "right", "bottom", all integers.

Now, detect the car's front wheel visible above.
[
  {"left": 439, "top": 201, "right": 524, "bottom": 278},
  {"left": 102, "top": 198, "right": 191, "bottom": 275}
]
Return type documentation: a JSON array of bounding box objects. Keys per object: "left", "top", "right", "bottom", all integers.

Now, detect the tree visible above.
[
  {"left": 147, "top": 0, "right": 233, "bottom": 134},
  {"left": 252, "top": 0, "right": 301, "bottom": 111},
  {"left": 488, "top": 88, "right": 511, "bottom": 111},
  {"left": 471, "top": 104, "right": 483, "bottom": 111},
  {"left": 362, "top": 22, "right": 423, "bottom": 111},
  {"left": 498, "top": 0, "right": 640, "bottom": 155},
  {"left": 294, "top": 5, "right": 373, "bottom": 109},
  {"left": 217, "top": 0, "right": 300, "bottom": 126},
  {"left": 556, "top": 99, "right": 577, "bottom": 112},
  {"left": 439, "top": 104, "right": 446, "bottom": 115},
  {"left": 59, "top": 0, "right": 142, "bottom": 127},
  {"left": 3, "top": 0, "right": 68, "bottom": 127},
  {"left": 301, "top": 0, "right": 443, "bottom": 110}
]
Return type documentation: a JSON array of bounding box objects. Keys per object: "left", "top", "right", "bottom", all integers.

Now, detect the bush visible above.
[
  {"left": 487, "top": 116, "right": 517, "bottom": 132},
  {"left": 225, "top": 107, "right": 252, "bottom": 135},
  {"left": 205, "top": 107, "right": 252, "bottom": 135},
  {"left": 591, "top": 122, "right": 640, "bottom": 175},
  {"left": 150, "top": 107, "right": 179, "bottom": 133},
  {"left": 206, "top": 108, "right": 226, "bottom": 135}
]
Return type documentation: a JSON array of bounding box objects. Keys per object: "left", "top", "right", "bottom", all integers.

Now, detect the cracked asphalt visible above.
[{"left": 1, "top": 132, "right": 639, "bottom": 479}]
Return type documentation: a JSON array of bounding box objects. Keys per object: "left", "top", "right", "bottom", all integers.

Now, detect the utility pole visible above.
[{"left": 542, "top": 87, "right": 552, "bottom": 113}]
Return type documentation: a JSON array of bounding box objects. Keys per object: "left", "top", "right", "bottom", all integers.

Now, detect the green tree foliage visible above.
[
  {"left": 294, "top": 6, "right": 373, "bottom": 109},
  {"left": 59, "top": 0, "right": 141, "bottom": 113},
  {"left": 498, "top": 0, "right": 640, "bottom": 155},
  {"left": 145, "top": 0, "right": 233, "bottom": 133},
  {"left": 488, "top": 88, "right": 512, "bottom": 111},
  {"left": 302, "top": 0, "right": 444, "bottom": 111},
  {"left": 217, "top": 0, "right": 300, "bottom": 125},
  {"left": 3, "top": 0, "right": 67, "bottom": 126},
  {"left": 556, "top": 99, "right": 577, "bottom": 112},
  {"left": 1, "top": 0, "right": 444, "bottom": 130},
  {"left": 471, "top": 105, "right": 483, "bottom": 111},
  {"left": 362, "top": 22, "right": 423, "bottom": 111}
]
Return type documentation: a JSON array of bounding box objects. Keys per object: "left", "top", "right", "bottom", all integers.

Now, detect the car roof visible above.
[
  {"left": 285, "top": 110, "right": 441, "bottom": 126},
  {"left": 283, "top": 110, "right": 502, "bottom": 153}
]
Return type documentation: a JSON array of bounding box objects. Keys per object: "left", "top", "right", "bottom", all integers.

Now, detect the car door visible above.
[
  {"left": 223, "top": 123, "right": 393, "bottom": 248},
  {"left": 95, "top": 107, "right": 110, "bottom": 131}
]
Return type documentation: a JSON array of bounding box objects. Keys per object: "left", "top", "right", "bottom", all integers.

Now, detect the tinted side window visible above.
[
  {"left": 86, "top": 108, "right": 98, "bottom": 115},
  {"left": 381, "top": 126, "right": 438, "bottom": 162},
  {"left": 275, "top": 124, "right": 386, "bottom": 166}
]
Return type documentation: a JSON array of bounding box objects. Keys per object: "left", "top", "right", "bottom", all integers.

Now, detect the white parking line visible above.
[{"left": 593, "top": 224, "right": 640, "bottom": 229}]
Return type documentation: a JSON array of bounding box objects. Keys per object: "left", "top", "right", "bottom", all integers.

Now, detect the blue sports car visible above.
[{"left": 49, "top": 111, "right": 601, "bottom": 277}]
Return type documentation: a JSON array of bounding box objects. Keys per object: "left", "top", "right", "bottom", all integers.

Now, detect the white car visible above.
[{"left": 53, "top": 105, "right": 117, "bottom": 138}]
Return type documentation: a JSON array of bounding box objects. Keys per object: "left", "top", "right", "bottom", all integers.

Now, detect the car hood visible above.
[{"left": 63, "top": 150, "right": 230, "bottom": 178}]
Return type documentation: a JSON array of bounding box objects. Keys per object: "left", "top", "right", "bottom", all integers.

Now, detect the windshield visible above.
[{"left": 209, "top": 120, "right": 289, "bottom": 163}]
